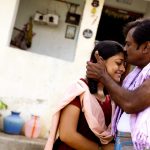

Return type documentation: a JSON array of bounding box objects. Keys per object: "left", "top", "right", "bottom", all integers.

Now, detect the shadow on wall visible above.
[{"left": 10, "top": 0, "right": 85, "bottom": 62}]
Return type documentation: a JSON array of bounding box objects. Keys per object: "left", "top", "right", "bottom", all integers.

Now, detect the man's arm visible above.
[
  {"left": 99, "top": 73, "right": 150, "bottom": 113},
  {"left": 86, "top": 51, "right": 150, "bottom": 113}
]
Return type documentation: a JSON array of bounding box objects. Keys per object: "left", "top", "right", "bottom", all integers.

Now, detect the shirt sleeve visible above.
[{"left": 70, "top": 96, "right": 81, "bottom": 109}]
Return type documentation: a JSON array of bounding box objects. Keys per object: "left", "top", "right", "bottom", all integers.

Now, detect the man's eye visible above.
[
  {"left": 127, "top": 43, "right": 130, "bottom": 47},
  {"left": 125, "top": 42, "right": 130, "bottom": 47}
]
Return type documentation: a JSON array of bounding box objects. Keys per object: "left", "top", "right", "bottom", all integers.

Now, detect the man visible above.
[{"left": 86, "top": 18, "right": 150, "bottom": 150}]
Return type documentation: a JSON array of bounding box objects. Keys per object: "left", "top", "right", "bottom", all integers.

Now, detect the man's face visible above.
[{"left": 124, "top": 28, "right": 142, "bottom": 66}]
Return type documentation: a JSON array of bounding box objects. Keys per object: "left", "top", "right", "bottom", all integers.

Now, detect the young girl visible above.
[{"left": 44, "top": 40, "right": 126, "bottom": 150}]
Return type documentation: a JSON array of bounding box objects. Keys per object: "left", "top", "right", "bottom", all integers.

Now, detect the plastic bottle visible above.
[{"left": 24, "top": 115, "right": 41, "bottom": 138}]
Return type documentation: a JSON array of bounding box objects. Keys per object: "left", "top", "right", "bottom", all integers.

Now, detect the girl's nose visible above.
[{"left": 120, "top": 64, "right": 126, "bottom": 73}]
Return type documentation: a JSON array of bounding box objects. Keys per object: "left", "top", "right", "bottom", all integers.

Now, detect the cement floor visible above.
[{"left": 0, "top": 132, "right": 47, "bottom": 150}]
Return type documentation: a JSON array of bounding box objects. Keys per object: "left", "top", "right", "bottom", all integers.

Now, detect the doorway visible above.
[{"left": 96, "top": 6, "right": 143, "bottom": 45}]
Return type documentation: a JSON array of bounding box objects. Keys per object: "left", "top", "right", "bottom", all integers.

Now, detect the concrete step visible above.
[{"left": 0, "top": 132, "right": 47, "bottom": 150}]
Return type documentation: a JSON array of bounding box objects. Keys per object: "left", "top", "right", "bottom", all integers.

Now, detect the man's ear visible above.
[
  {"left": 147, "top": 41, "right": 150, "bottom": 50},
  {"left": 142, "top": 41, "right": 150, "bottom": 54}
]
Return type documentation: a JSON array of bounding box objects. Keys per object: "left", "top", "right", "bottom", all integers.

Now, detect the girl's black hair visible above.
[{"left": 88, "top": 40, "right": 125, "bottom": 94}]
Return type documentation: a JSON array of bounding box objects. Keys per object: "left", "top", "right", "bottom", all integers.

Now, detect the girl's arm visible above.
[{"left": 59, "top": 103, "right": 100, "bottom": 150}]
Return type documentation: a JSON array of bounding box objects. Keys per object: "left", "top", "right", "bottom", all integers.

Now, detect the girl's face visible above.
[{"left": 105, "top": 52, "right": 125, "bottom": 82}]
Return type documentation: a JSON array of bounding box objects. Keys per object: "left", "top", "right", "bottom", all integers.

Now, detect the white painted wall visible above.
[
  {"left": 0, "top": 0, "right": 104, "bottom": 138},
  {"left": 0, "top": 0, "right": 20, "bottom": 46},
  {"left": 13, "top": 0, "right": 85, "bottom": 61},
  {"left": 105, "top": 0, "right": 147, "bottom": 13},
  {"left": 0, "top": 0, "right": 150, "bottom": 138},
  {"left": 75, "top": 0, "right": 104, "bottom": 63},
  {"left": 144, "top": 2, "right": 150, "bottom": 17}
]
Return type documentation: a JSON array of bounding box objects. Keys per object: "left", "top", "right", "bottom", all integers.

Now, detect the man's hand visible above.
[
  {"left": 86, "top": 51, "right": 150, "bottom": 113},
  {"left": 86, "top": 51, "right": 108, "bottom": 83}
]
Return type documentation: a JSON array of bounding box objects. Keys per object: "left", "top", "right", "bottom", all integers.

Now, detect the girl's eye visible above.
[{"left": 116, "top": 62, "right": 121, "bottom": 65}]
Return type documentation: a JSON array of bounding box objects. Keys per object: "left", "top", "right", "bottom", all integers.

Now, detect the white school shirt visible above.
[{"left": 117, "top": 112, "right": 131, "bottom": 132}]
